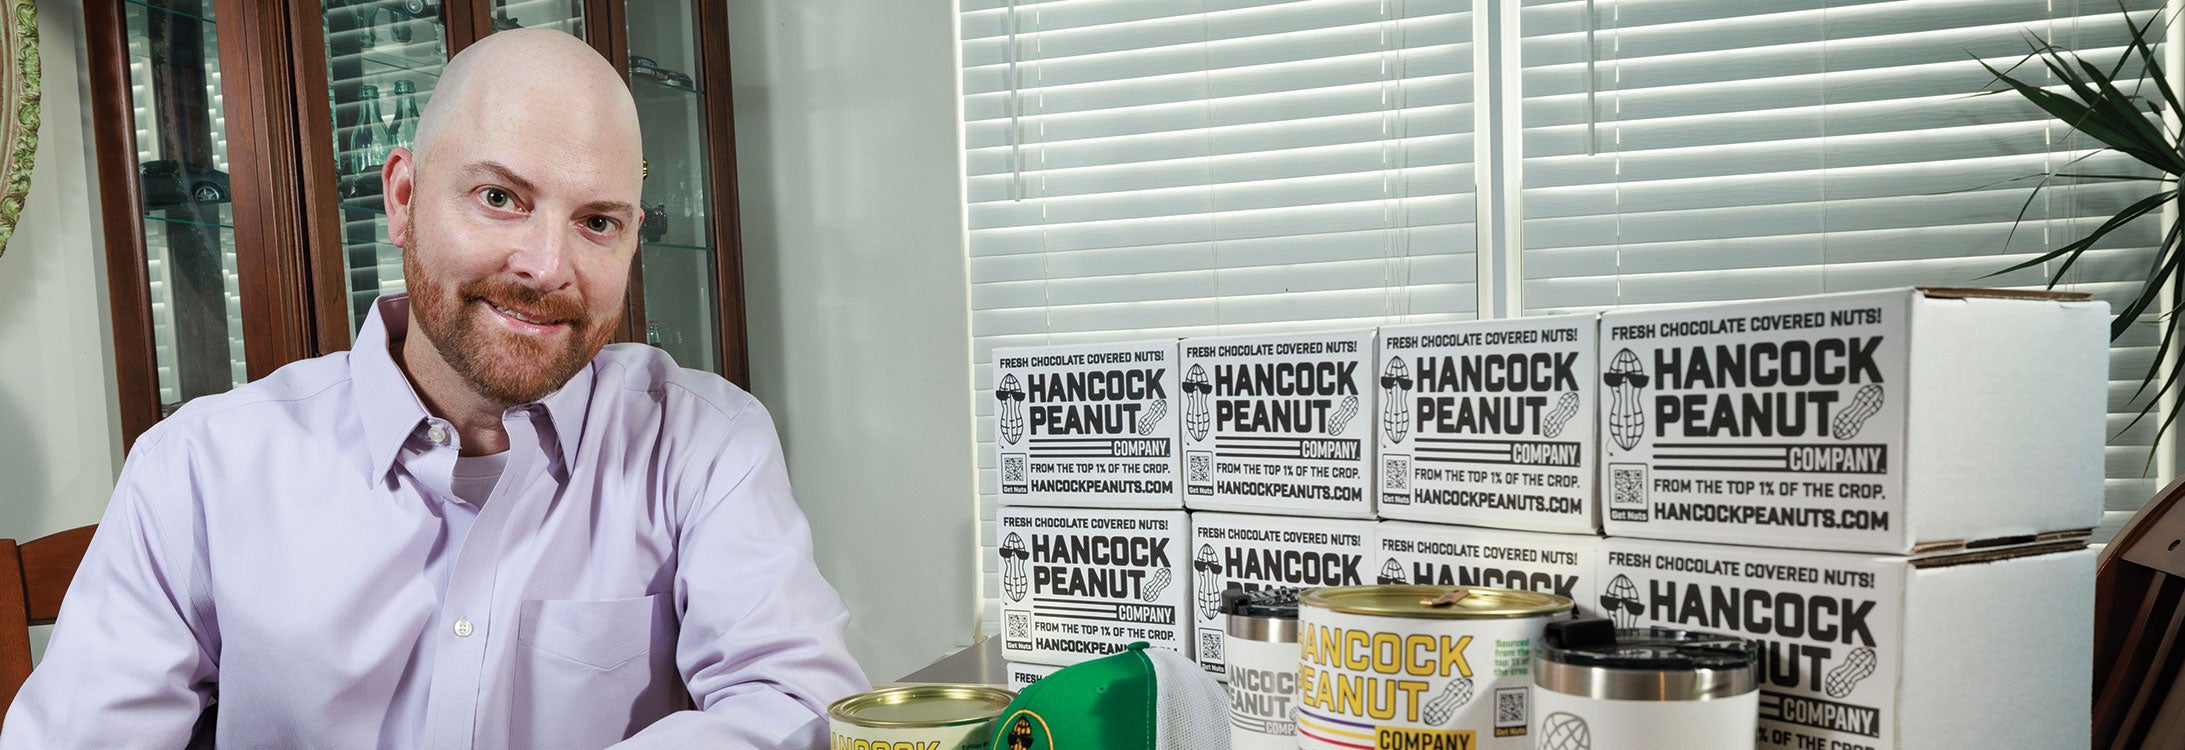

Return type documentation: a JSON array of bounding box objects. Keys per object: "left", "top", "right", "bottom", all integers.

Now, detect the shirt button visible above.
[
  {"left": 453, "top": 618, "right": 474, "bottom": 637},
  {"left": 427, "top": 425, "right": 449, "bottom": 445}
]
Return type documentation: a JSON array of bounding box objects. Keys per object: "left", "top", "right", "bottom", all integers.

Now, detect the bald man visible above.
[{"left": 0, "top": 30, "right": 868, "bottom": 749}]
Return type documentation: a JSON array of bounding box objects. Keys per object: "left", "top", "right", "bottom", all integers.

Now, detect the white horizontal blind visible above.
[
  {"left": 1516, "top": 0, "right": 2168, "bottom": 541},
  {"left": 961, "top": 0, "right": 1480, "bottom": 633}
]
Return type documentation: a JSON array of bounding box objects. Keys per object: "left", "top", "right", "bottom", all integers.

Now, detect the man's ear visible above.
[{"left": 384, "top": 146, "right": 417, "bottom": 247}]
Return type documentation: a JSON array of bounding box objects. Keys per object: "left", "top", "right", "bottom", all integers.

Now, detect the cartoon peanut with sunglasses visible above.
[
  {"left": 1381, "top": 357, "right": 1413, "bottom": 443},
  {"left": 1604, "top": 349, "right": 1649, "bottom": 451}
]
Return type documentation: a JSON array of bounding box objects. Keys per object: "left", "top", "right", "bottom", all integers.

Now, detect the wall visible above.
[
  {"left": 0, "top": 0, "right": 120, "bottom": 555},
  {"left": 726, "top": 1, "right": 979, "bottom": 680},
  {"left": 0, "top": 0, "right": 124, "bottom": 659}
]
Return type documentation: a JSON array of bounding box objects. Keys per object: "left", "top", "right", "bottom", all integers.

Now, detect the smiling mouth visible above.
[{"left": 480, "top": 299, "right": 569, "bottom": 331}]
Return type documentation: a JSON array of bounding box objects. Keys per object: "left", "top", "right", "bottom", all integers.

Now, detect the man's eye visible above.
[
  {"left": 483, "top": 188, "right": 511, "bottom": 208},
  {"left": 586, "top": 216, "right": 614, "bottom": 233}
]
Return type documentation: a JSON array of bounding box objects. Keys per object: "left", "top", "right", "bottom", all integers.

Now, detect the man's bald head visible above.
[
  {"left": 409, "top": 29, "right": 641, "bottom": 176},
  {"left": 384, "top": 28, "right": 649, "bottom": 409}
]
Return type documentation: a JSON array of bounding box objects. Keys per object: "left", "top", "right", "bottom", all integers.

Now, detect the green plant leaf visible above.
[
  {"left": 1984, "top": 59, "right": 2160, "bottom": 168},
  {"left": 2121, "top": 5, "right": 2185, "bottom": 132},
  {"left": 2111, "top": 219, "right": 2185, "bottom": 341},
  {"left": 2070, "top": 55, "right": 2184, "bottom": 172},
  {"left": 1982, "top": 188, "right": 2173, "bottom": 280}
]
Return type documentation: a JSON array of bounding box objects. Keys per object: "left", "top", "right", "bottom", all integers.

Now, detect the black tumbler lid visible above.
[
  {"left": 1539, "top": 618, "right": 1756, "bottom": 670},
  {"left": 1221, "top": 587, "right": 1300, "bottom": 620}
]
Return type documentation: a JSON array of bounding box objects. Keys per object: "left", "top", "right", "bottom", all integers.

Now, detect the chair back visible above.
[{"left": 0, "top": 524, "right": 97, "bottom": 729}]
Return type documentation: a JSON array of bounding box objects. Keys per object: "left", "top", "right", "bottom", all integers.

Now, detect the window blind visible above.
[
  {"left": 1515, "top": 0, "right": 2167, "bottom": 542},
  {"left": 961, "top": 0, "right": 1481, "bottom": 633},
  {"left": 964, "top": 0, "right": 2174, "bottom": 633}
]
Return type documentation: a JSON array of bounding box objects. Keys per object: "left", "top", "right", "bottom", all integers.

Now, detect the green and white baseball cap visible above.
[{"left": 986, "top": 642, "right": 1230, "bottom": 750}]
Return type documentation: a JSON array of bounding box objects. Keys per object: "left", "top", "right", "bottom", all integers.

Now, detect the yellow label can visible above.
[{"left": 1296, "top": 585, "right": 1571, "bottom": 750}]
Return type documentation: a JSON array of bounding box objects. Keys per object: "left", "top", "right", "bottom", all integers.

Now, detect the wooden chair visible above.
[
  {"left": 2096, "top": 476, "right": 2185, "bottom": 747},
  {"left": 0, "top": 525, "right": 97, "bottom": 730}
]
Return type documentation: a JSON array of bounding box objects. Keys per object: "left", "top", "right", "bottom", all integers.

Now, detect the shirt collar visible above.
[{"left": 352, "top": 293, "right": 594, "bottom": 486}]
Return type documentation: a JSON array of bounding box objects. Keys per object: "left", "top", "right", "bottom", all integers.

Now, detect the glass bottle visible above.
[
  {"left": 387, "top": 79, "right": 420, "bottom": 152},
  {"left": 346, "top": 85, "right": 388, "bottom": 198},
  {"left": 352, "top": 1, "right": 379, "bottom": 50}
]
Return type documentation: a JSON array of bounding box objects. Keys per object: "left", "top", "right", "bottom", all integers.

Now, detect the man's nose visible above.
[{"left": 506, "top": 219, "right": 575, "bottom": 291}]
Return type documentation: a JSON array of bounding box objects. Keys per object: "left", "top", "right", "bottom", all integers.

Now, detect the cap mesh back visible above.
[{"left": 1146, "top": 646, "right": 1233, "bottom": 750}]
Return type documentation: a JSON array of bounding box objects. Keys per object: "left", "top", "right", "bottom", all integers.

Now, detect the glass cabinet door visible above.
[
  {"left": 316, "top": 0, "right": 449, "bottom": 331},
  {"left": 626, "top": 0, "right": 720, "bottom": 373},
  {"left": 126, "top": 0, "right": 245, "bottom": 414}
]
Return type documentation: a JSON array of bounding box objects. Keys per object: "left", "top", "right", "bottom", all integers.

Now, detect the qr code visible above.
[
  {"left": 1188, "top": 452, "right": 1213, "bottom": 483},
  {"left": 1611, "top": 464, "right": 1646, "bottom": 507},
  {"left": 1383, "top": 454, "right": 1410, "bottom": 491},
  {"left": 1198, "top": 630, "right": 1224, "bottom": 667},
  {"left": 1005, "top": 611, "right": 1031, "bottom": 640},
  {"left": 1494, "top": 687, "right": 1527, "bottom": 730},
  {"left": 1002, "top": 454, "right": 1027, "bottom": 485}
]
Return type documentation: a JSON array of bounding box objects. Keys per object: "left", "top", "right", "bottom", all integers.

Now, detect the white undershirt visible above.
[{"left": 450, "top": 451, "right": 510, "bottom": 507}]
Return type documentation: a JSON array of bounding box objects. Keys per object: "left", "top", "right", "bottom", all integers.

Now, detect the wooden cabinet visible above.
[{"left": 87, "top": 0, "right": 748, "bottom": 450}]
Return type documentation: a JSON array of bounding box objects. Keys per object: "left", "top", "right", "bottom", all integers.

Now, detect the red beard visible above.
[{"left": 403, "top": 242, "right": 616, "bottom": 405}]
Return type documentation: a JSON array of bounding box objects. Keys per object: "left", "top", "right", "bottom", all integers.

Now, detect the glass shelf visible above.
[
  {"left": 641, "top": 240, "right": 710, "bottom": 253},
  {"left": 339, "top": 198, "right": 389, "bottom": 215},
  {"left": 630, "top": 73, "right": 701, "bottom": 98},
  {"left": 142, "top": 211, "right": 235, "bottom": 231}
]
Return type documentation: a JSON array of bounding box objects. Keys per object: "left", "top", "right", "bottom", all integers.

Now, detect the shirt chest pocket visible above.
[
  {"left": 517, "top": 594, "right": 667, "bottom": 670},
  {"left": 509, "top": 594, "right": 682, "bottom": 747}
]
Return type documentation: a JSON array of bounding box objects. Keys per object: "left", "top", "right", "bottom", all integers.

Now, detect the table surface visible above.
[{"left": 894, "top": 636, "right": 1007, "bottom": 687}]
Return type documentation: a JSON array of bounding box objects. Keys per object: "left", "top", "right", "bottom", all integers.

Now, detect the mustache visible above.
[{"left": 459, "top": 278, "right": 588, "bottom": 326}]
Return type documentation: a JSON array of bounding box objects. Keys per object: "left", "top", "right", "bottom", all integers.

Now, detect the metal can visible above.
[
  {"left": 1223, "top": 588, "right": 1301, "bottom": 750},
  {"left": 827, "top": 684, "right": 1015, "bottom": 750},
  {"left": 1297, "top": 585, "right": 1572, "bottom": 750},
  {"left": 1532, "top": 619, "right": 1758, "bottom": 750}
]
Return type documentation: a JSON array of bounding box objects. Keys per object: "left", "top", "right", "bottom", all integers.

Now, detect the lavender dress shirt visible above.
[{"left": 0, "top": 294, "right": 870, "bottom": 748}]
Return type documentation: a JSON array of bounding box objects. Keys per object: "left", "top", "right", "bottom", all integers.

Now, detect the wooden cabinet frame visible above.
[{"left": 87, "top": 0, "right": 751, "bottom": 451}]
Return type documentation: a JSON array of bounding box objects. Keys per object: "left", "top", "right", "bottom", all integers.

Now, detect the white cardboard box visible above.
[
  {"left": 997, "top": 506, "right": 1192, "bottom": 667},
  {"left": 1188, "top": 512, "right": 1377, "bottom": 676},
  {"left": 1180, "top": 330, "right": 1378, "bottom": 518},
  {"left": 1374, "top": 521, "right": 1602, "bottom": 620},
  {"left": 993, "top": 340, "right": 1183, "bottom": 509},
  {"left": 1599, "top": 537, "right": 2092, "bottom": 750},
  {"left": 1597, "top": 288, "right": 2106, "bottom": 554},
  {"left": 1377, "top": 316, "right": 1600, "bottom": 533},
  {"left": 1005, "top": 662, "right": 1061, "bottom": 692}
]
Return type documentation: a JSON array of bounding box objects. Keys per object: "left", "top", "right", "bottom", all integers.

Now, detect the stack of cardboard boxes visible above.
[
  {"left": 994, "top": 341, "right": 1193, "bottom": 676},
  {"left": 991, "top": 288, "right": 2104, "bottom": 748},
  {"left": 1592, "top": 289, "right": 2104, "bottom": 749}
]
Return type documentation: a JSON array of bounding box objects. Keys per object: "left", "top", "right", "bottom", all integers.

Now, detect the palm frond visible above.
[{"left": 1983, "top": 5, "right": 2181, "bottom": 463}]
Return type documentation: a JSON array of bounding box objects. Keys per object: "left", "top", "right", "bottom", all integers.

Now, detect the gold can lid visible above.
[
  {"left": 1303, "top": 585, "right": 1572, "bottom": 620},
  {"left": 828, "top": 684, "right": 1016, "bottom": 729}
]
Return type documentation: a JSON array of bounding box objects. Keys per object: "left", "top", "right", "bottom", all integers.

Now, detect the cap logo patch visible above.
[{"left": 1001, "top": 709, "right": 1054, "bottom": 750}]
